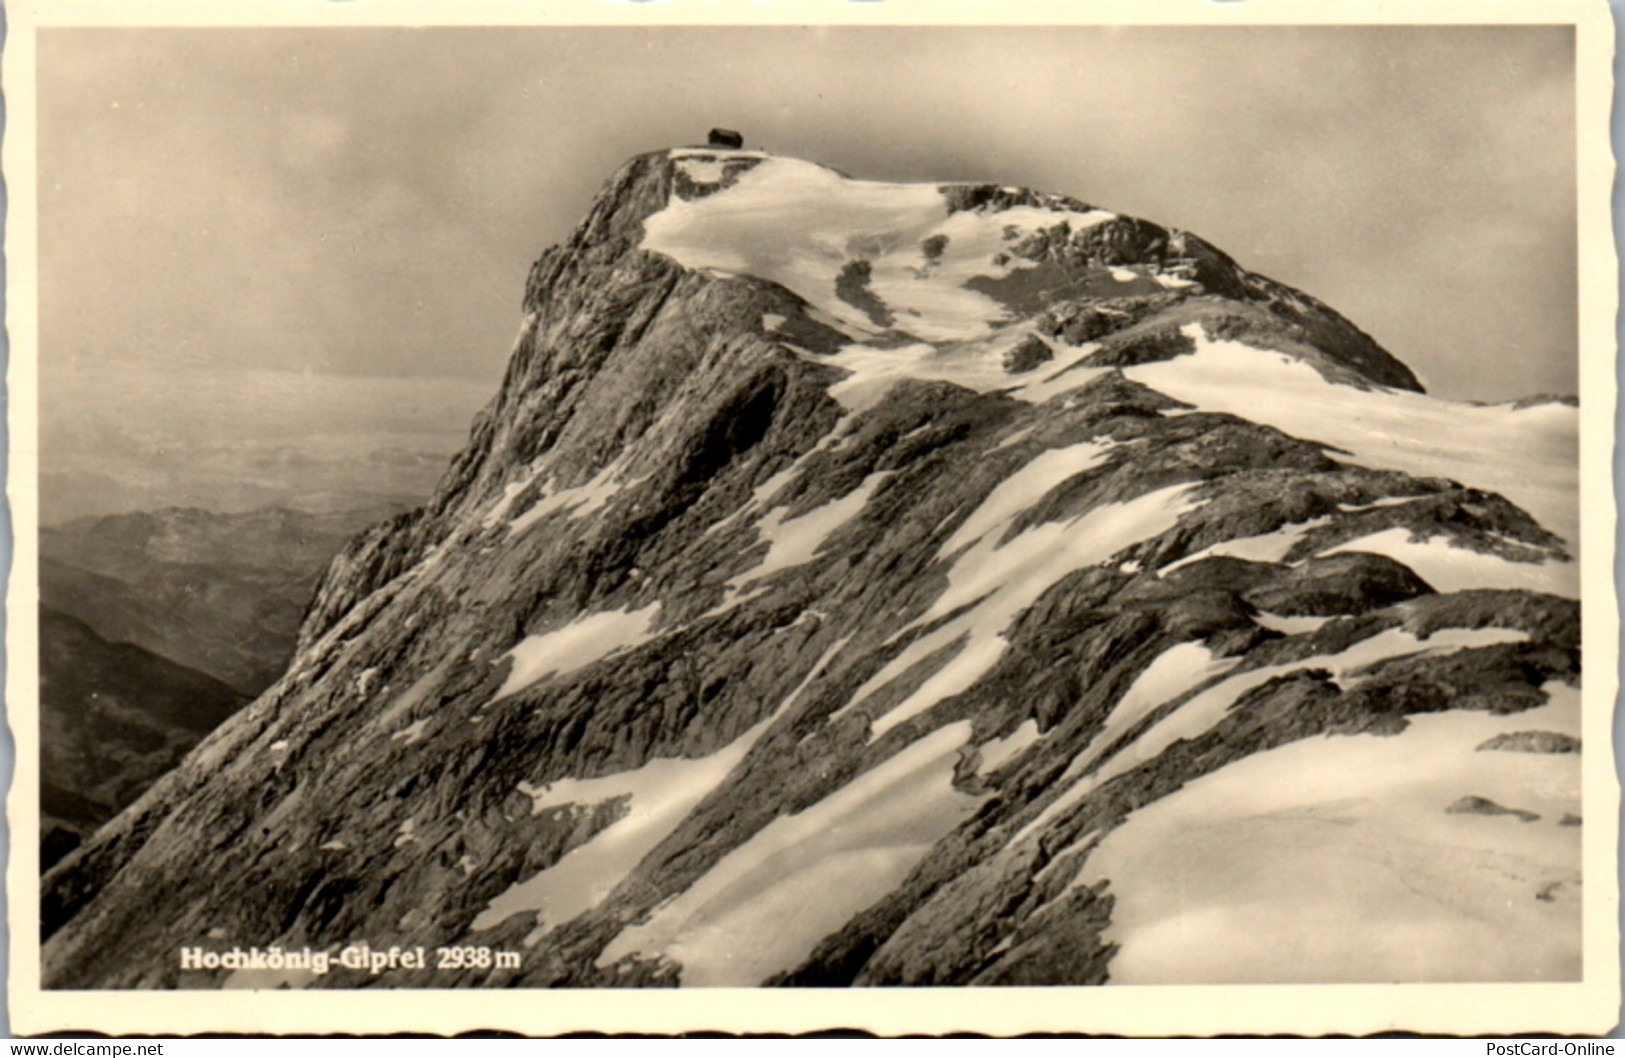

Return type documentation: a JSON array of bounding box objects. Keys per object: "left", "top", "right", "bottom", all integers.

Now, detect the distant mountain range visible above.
[
  {"left": 38, "top": 503, "right": 406, "bottom": 868},
  {"left": 39, "top": 605, "right": 248, "bottom": 868},
  {"left": 41, "top": 504, "right": 404, "bottom": 694}
]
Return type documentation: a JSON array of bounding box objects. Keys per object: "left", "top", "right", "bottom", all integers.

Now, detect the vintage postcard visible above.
[{"left": 5, "top": 0, "right": 1618, "bottom": 1038}]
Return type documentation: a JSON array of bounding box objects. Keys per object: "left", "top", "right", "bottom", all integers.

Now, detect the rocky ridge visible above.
[{"left": 41, "top": 146, "right": 1581, "bottom": 988}]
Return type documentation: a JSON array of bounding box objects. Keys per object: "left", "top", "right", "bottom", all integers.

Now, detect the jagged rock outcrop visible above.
[{"left": 42, "top": 146, "right": 1581, "bottom": 989}]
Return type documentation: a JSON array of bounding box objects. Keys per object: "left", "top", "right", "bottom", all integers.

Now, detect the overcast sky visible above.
[{"left": 35, "top": 25, "right": 1577, "bottom": 517}]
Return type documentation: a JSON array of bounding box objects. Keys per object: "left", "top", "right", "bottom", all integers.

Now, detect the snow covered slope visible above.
[{"left": 42, "top": 146, "right": 1581, "bottom": 990}]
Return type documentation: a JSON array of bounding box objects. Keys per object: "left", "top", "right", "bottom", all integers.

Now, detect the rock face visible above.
[{"left": 41, "top": 148, "right": 1583, "bottom": 989}]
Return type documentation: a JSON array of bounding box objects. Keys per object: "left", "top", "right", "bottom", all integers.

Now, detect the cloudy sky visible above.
[{"left": 36, "top": 24, "right": 1577, "bottom": 521}]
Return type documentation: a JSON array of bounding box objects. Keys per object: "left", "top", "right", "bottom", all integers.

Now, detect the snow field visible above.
[
  {"left": 596, "top": 720, "right": 982, "bottom": 985},
  {"left": 1322, "top": 528, "right": 1577, "bottom": 597},
  {"left": 643, "top": 155, "right": 1116, "bottom": 345},
  {"left": 1012, "top": 642, "right": 1237, "bottom": 844},
  {"left": 1123, "top": 330, "right": 1579, "bottom": 556},
  {"left": 1014, "top": 627, "right": 1530, "bottom": 848},
  {"left": 1079, "top": 682, "right": 1581, "bottom": 982},
  {"left": 865, "top": 204, "right": 1114, "bottom": 342},
  {"left": 472, "top": 638, "right": 848, "bottom": 940}
]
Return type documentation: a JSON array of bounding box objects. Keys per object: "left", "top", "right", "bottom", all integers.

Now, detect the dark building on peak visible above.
[{"left": 708, "top": 127, "right": 744, "bottom": 149}]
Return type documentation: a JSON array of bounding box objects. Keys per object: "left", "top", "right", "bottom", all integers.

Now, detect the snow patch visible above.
[
  {"left": 669, "top": 147, "right": 769, "bottom": 161},
  {"left": 812, "top": 338, "right": 1019, "bottom": 416},
  {"left": 509, "top": 461, "right": 637, "bottom": 537},
  {"left": 1254, "top": 612, "right": 1333, "bottom": 636},
  {"left": 725, "top": 471, "right": 890, "bottom": 602},
  {"left": 839, "top": 483, "right": 1201, "bottom": 738},
  {"left": 994, "top": 425, "right": 1036, "bottom": 451},
  {"left": 1158, "top": 516, "right": 1332, "bottom": 576},
  {"left": 472, "top": 734, "right": 765, "bottom": 936},
  {"left": 1322, "top": 529, "right": 1575, "bottom": 598},
  {"left": 977, "top": 719, "right": 1042, "bottom": 777},
  {"left": 481, "top": 462, "right": 546, "bottom": 529},
  {"left": 367, "top": 661, "right": 451, "bottom": 738},
  {"left": 1338, "top": 495, "right": 1425, "bottom": 512},
  {"left": 495, "top": 604, "right": 662, "bottom": 701},
  {"left": 1002, "top": 345, "right": 1111, "bottom": 405},
  {"left": 391, "top": 719, "right": 430, "bottom": 746},
  {"left": 674, "top": 155, "right": 747, "bottom": 186},
  {"left": 924, "top": 484, "right": 1199, "bottom": 635},
  {"left": 781, "top": 328, "right": 1105, "bottom": 418},
  {"left": 941, "top": 440, "right": 1114, "bottom": 556},
  {"left": 1015, "top": 642, "right": 1237, "bottom": 843}
]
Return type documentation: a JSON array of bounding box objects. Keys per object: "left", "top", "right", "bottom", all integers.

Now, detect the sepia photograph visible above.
[{"left": 5, "top": 0, "right": 1618, "bottom": 1038}]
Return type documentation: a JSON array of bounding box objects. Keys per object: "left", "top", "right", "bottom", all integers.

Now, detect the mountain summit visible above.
[{"left": 43, "top": 146, "right": 1580, "bottom": 988}]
